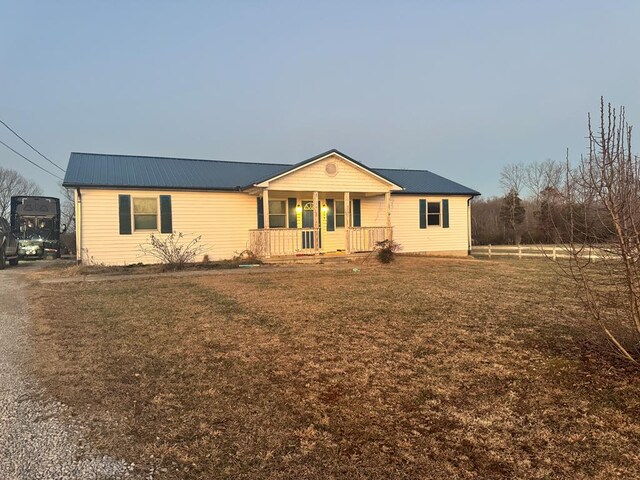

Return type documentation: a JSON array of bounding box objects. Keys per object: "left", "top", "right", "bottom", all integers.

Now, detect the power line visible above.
[
  {"left": 0, "top": 118, "right": 65, "bottom": 172},
  {"left": 0, "top": 139, "right": 64, "bottom": 181}
]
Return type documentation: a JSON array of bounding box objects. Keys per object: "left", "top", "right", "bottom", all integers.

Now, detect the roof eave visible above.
[
  {"left": 391, "top": 191, "right": 481, "bottom": 196},
  {"left": 61, "top": 183, "right": 244, "bottom": 192}
]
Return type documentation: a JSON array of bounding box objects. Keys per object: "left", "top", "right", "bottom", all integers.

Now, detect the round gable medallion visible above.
[{"left": 325, "top": 162, "right": 338, "bottom": 176}]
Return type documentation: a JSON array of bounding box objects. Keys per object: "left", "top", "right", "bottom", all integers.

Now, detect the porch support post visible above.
[
  {"left": 313, "top": 191, "right": 319, "bottom": 254},
  {"left": 262, "top": 189, "right": 270, "bottom": 257},
  {"left": 262, "top": 189, "right": 270, "bottom": 229},
  {"left": 344, "top": 191, "right": 350, "bottom": 254},
  {"left": 385, "top": 191, "right": 392, "bottom": 240}
]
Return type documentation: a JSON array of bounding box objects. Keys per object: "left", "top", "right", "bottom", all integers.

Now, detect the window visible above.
[
  {"left": 133, "top": 198, "right": 158, "bottom": 230},
  {"left": 427, "top": 201, "right": 441, "bottom": 226},
  {"left": 269, "top": 200, "right": 286, "bottom": 228},
  {"left": 335, "top": 200, "right": 345, "bottom": 228}
]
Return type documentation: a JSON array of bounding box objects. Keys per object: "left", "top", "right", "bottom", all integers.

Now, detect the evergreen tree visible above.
[{"left": 499, "top": 188, "right": 525, "bottom": 244}]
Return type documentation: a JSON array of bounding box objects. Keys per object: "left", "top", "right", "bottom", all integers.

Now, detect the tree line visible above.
[{"left": 472, "top": 158, "right": 581, "bottom": 245}]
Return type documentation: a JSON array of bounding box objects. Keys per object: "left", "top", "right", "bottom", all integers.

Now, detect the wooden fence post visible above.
[
  {"left": 518, "top": 244, "right": 522, "bottom": 260},
  {"left": 488, "top": 244, "right": 492, "bottom": 259},
  {"left": 552, "top": 245, "right": 557, "bottom": 261}
]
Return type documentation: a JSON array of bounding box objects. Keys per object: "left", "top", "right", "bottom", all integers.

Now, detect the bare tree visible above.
[
  {"left": 525, "top": 159, "right": 563, "bottom": 203},
  {"left": 561, "top": 97, "right": 640, "bottom": 363},
  {"left": 60, "top": 184, "right": 75, "bottom": 232},
  {"left": 471, "top": 197, "right": 505, "bottom": 245},
  {"left": 499, "top": 163, "right": 526, "bottom": 195},
  {"left": 0, "top": 167, "right": 42, "bottom": 219}
]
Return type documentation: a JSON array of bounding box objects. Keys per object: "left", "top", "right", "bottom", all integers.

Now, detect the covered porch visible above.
[{"left": 248, "top": 190, "right": 393, "bottom": 258}]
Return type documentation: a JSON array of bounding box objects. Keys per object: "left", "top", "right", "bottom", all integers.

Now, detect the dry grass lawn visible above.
[{"left": 29, "top": 257, "right": 640, "bottom": 479}]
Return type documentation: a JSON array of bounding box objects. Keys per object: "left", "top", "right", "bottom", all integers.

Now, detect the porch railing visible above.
[
  {"left": 349, "top": 226, "right": 390, "bottom": 253},
  {"left": 248, "top": 226, "right": 392, "bottom": 257},
  {"left": 249, "top": 228, "right": 318, "bottom": 257}
]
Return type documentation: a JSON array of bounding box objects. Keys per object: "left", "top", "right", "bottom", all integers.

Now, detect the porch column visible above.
[
  {"left": 262, "top": 189, "right": 270, "bottom": 229},
  {"left": 385, "top": 191, "right": 392, "bottom": 240},
  {"left": 344, "top": 191, "right": 350, "bottom": 254},
  {"left": 313, "top": 191, "right": 319, "bottom": 254},
  {"left": 262, "top": 189, "right": 270, "bottom": 258}
]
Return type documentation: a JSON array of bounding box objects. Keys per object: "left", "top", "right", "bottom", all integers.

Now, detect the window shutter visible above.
[
  {"left": 352, "top": 199, "right": 361, "bottom": 227},
  {"left": 442, "top": 199, "right": 449, "bottom": 228},
  {"left": 419, "top": 199, "right": 427, "bottom": 229},
  {"left": 326, "top": 199, "right": 335, "bottom": 231},
  {"left": 119, "top": 195, "right": 132, "bottom": 235},
  {"left": 257, "top": 197, "right": 264, "bottom": 229},
  {"left": 288, "top": 198, "right": 297, "bottom": 228},
  {"left": 160, "top": 195, "right": 173, "bottom": 233}
]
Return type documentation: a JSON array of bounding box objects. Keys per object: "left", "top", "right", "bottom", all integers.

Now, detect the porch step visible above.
[{"left": 262, "top": 253, "right": 372, "bottom": 265}]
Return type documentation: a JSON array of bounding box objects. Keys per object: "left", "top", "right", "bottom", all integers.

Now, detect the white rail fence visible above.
[{"left": 471, "top": 244, "right": 607, "bottom": 261}]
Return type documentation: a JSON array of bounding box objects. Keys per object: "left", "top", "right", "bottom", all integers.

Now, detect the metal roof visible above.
[
  {"left": 63, "top": 151, "right": 480, "bottom": 196},
  {"left": 374, "top": 167, "right": 481, "bottom": 195}
]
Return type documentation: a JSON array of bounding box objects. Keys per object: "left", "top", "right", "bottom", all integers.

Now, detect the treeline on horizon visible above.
[{"left": 471, "top": 158, "right": 613, "bottom": 246}]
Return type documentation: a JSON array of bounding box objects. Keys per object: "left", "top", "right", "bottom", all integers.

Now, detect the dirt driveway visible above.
[{"left": 0, "top": 261, "right": 134, "bottom": 479}]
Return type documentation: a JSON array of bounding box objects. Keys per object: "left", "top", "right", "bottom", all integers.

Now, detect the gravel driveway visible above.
[{"left": 0, "top": 261, "right": 134, "bottom": 479}]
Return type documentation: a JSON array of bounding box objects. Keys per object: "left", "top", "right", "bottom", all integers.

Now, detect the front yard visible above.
[{"left": 30, "top": 258, "right": 640, "bottom": 479}]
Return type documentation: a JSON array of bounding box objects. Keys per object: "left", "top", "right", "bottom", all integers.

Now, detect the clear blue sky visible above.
[{"left": 1, "top": 1, "right": 638, "bottom": 198}]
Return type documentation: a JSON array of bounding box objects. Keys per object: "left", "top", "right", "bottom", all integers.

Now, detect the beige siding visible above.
[
  {"left": 266, "top": 154, "right": 392, "bottom": 193},
  {"left": 79, "top": 189, "right": 257, "bottom": 265},
  {"left": 78, "top": 190, "right": 471, "bottom": 265},
  {"left": 362, "top": 194, "right": 471, "bottom": 254}
]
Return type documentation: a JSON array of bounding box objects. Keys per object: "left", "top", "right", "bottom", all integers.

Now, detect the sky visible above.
[{"left": 1, "top": 1, "right": 639, "bottom": 198}]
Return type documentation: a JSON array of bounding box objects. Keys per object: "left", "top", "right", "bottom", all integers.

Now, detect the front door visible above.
[{"left": 301, "top": 200, "right": 321, "bottom": 250}]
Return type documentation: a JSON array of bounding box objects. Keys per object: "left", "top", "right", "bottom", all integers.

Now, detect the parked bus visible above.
[{"left": 10, "top": 196, "right": 64, "bottom": 260}]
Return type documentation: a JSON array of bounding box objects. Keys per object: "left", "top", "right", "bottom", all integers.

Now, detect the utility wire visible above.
[
  {"left": 0, "top": 119, "right": 65, "bottom": 172},
  {"left": 0, "top": 139, "right": 64, "bottom": 181}
]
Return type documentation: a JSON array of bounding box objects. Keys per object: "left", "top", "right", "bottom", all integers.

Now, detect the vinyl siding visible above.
[
  {"left": 266, "top": 154, "right": 392, "bottom": 193},
  {"left": 78, "top": 190, "right": 471, "bottom": 265},
  {"left": 79, "top": 189, "right": 256, "bottom": 265},
  {"left": 362, "top": 194, "right": 471, "bottom": 254}
]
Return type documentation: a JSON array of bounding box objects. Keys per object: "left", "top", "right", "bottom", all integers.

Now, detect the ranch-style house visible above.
[{"left": 62, "top": 149, "right": 480, "bottom": 265}]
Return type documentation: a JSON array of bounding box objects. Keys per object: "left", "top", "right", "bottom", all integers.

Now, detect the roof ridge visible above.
[
  {"left": 69, "top": 152, "right": 293, "bottom": 167},
  {"left": 374, "top": 166, "right": 435, "bottom": 173}
]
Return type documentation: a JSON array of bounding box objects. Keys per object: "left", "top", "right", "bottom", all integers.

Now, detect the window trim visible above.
[
  {"left": 268, "top": 199, "right": 287, "bottom": 229},
  {"left": 132, "top": 197, "right": 159, "bottom": 231},
  {"left": 427, "top": 200, "right": 441, "bottom": 227},
  {"left": 334, "top": 199, "right": 345, "bottom": 229}
]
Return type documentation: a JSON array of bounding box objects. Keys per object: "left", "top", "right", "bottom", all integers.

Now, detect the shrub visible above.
[
  {"left": 233, "top": 249, "right": 260, "bottom": 263},
  {"left": 138, "top": 232, "right": 206, "bottom": 270},
  {"left": 375, "top": 239, "right": 401, "bottom": 264}
]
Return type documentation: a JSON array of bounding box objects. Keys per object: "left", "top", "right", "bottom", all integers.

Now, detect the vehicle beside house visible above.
[
  {"left": 11, "top": 196, "right": 64, "bottom": 260},
  {"left": 62, "top": 149, "right": 480, "bottom": 265}
]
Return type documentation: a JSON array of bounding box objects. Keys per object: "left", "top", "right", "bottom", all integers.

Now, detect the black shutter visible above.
[
  {"left": 419, "top": 199, "right": 427, "bottom": 229},
  {"left": 326, "top": 199, "right": 335, "bottom": 231},
  {"left": 119, "top": 195, "right": 132, "bottom": 235},
  {"left": 160, "top": 195, "right": 173, "bottom": 233},
  {"left": 257, "top": 197, "right": 264, "bottom": 229},
  {"left": 288, "top": 198, "right": 297, "bottom": 228},
  {"left": 442, "top": 199, "right": 449, "bottom": 228},
  {"left": 352, "top": 199, "right": 361, "bottom": 227}
]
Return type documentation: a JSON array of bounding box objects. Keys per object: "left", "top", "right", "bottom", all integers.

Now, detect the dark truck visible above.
[
  {"left": 0, "top": 216, "right": 19, "bottom": 269},
  {"left": 10, "top": 196, "right": 65, "bottom": 260}
]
